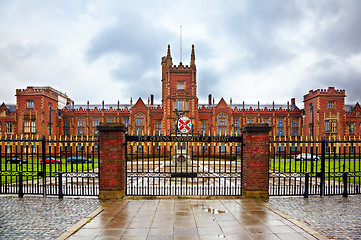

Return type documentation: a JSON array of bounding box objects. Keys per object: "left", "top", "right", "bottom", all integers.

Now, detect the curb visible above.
[
  {"left": 55, "top": 200, "right": 113, "bottom": 240},
  {"left": 256, "top": 199, "right": 330, "bottom": 240}
]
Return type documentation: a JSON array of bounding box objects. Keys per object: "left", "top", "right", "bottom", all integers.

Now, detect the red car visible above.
[{"left": 40, "top": 158, "right": 61, "bottom": 164}]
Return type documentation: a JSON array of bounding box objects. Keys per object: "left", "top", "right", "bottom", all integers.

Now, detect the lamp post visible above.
[
  {"left": 310, "top": 105, "right": 314, "bottom": 139},
  {"left": 49, "top": 106, "right": 54, "bottom": 136},
  {"left": 49, "top": 106, "right": 62, "bottom": 136},
  {"left": 310, "top": 104, "right": 315, "bottom": 173}
]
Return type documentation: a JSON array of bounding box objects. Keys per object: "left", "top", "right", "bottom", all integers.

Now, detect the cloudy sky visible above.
[{"left": 0, "top": 0, "right": 360, "bottom": 108}]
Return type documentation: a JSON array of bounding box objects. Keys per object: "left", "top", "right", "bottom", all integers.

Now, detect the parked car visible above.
[
  {"left": 6, "top": 158, "right": 28, "bottom": 164},
  {"left": 294, "top": 153, "right": 319, "bottom": 161},
  {"left": 66, "top": 156, "right": 93, "bottom": 164},
  {"left": 40, "top": 158, "right": 61, "bottom": 164}
]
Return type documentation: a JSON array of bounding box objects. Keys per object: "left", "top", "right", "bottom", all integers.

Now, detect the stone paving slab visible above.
[
  {"left": 0, "top": 195, "right": 102, "bottom": 240},
  {"left": 64, "top": 198, "right": 327, "bottom": 240},
  {"left": 267, "top": 195, "right": 361, "bottom": 240}
]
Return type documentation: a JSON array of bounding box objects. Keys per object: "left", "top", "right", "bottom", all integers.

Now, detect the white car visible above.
[{"left": 294, "top": 153, "right": 319, "bottom": 161}]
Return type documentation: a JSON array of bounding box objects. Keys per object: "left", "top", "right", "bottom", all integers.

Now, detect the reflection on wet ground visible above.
[
  {"left": 205, "top": 208, "right": 227, "bottom": 215},
  {"left": 66, "top": 198, "right": 326, "bottom": 240}
]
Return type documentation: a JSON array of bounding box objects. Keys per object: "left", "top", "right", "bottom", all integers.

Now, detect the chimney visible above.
[
  {"left": 291, "top": 98, "right": 295, "bottom": 106},
  {"left": 151, "top": 94, "right": 154, "bottom": 105},
  {"left": 208, "top": 94, "right": 212, "bottom": 105}
]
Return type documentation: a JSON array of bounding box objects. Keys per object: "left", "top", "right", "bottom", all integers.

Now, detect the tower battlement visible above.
[
  {"left": 16, "top": 86, "right": 68, "bottom": 99},
  {"left": 304, "top": 87, "right": 346, "bottom": 101}
]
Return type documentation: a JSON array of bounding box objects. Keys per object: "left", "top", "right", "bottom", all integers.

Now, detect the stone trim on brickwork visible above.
[
  {"left": 241, "top": 123, "right": 272, "bottom": 133},
  {"left": 97, "top": 123, "right": 127, "bottom": 132}
]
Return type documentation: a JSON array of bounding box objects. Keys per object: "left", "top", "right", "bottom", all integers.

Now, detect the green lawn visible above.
[
  {"left": 269, "top": 159, "right": 361, "bottom": 184},
  {"left": 1, "top": 162, "right": 98, "bottom": 185}
]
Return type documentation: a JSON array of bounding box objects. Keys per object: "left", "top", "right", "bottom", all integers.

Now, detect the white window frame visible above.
[
  {"left": 177, "top": 82, "right": 185, "bottom": 90},
  {"left": 26, "top": 101, "right": 33, "bottom": 109},
  {"left": 218, "top": 114, "right": 227, "bottom": 126},
  {"left": 328, "top": 101, "right": 335, "bottom": 109}
]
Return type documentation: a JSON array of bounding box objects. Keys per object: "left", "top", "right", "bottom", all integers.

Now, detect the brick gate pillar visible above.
[
  {"left": 97, "top": 123, "right": 127, "bottom": 199},
  {"left": 241, "top": 124, "right": 272, "bottom": 198}
]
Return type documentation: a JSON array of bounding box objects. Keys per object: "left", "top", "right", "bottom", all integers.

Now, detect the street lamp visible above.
[
  {"left": 49, "top": 106, "right": 54, "bottom": 135},
  {"left": 310, "top": 105, "right": 314, "bottom": 138},
  {"left": 309, "top": 104, "right": 315, "bottom": 173},
  {"left": 49, "top": 106, "right": 62, "bottom": 136}
]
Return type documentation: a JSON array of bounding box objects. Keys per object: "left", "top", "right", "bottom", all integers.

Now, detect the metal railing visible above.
[
  {"left": 269, "top": 138, "right": 361, "bottom": 197},
  {"left": 125, "top": 133, "right": 243, "bottom": 196},
  {"left": 0, "top": 136, "right": 99, "bottom": 197}
]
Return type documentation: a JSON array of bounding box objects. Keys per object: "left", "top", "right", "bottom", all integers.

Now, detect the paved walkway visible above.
[
  {"left": 0, "top": 196, "right": 102, "bottom": 240},
  {"left": 58, "top": 198, "right": 328, "bottom": 240},
  {"left": 268, "top": 195, "right": 361, "bottom": 240}
]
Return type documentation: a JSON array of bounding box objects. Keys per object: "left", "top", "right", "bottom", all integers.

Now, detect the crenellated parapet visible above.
[
  {"left": 149, "top": 105, "right": 163, "bottom": 111},
  {"left": 170, "top": 63, "right": 193, "bottom": 71},
  {"left": 232, "top": 107, "right": 301, "bottom": 113},
  {"left": 103, "top": 107, "right": 129, "bottom": 113},
  {"left": 304, "top": 87, "right": 346, "bottom": 101},
  {"left": 62, "top": 106, "right": 130, "bottom": 114},
  {"left": 16, "top": 86, "right": 68, "bottom": 101},
  {"left": 198, "top": 105, "right": 213, "bottom": 110}
]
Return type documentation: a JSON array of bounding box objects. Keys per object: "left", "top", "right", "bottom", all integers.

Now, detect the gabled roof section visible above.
[
  {"left": 345, "top": 103, "right": 361, "bottom": 113},
  {"left": 132, "top": 98, "right": 148, "bottom": 114},
  {"left": 133, "top": 97, "right": 146, "bottom": 108},
  {"left": 216, "top": 98, "right": 228, "bottom": 108},
  {"left": 214, "top": 98, "right": 232, "bottom": 116},
  {"left": 0, "top": 102, "right": 16, "bottom": 113},
  {"left": 352, "top": 102, "right": 361, "bottom": 112}
]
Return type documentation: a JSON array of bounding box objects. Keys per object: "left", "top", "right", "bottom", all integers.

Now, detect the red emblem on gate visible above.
[{"left": 178, "top": 117, "right": 192, "bottom": 133}]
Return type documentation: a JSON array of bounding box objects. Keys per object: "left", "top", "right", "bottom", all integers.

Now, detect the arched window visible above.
[
  {"left": 218, "top": 113, "right": 227, "bottom": 136},
  {"left": 218, "top": 113, "right": 227, "bottom": 126},
  {"left": 135, "top": 113, "right": 145, "bottom": 135}
]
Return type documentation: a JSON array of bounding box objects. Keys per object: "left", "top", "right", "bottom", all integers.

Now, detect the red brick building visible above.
[{"left": 1, "top": 45, "right": 360, "bottom": 140}]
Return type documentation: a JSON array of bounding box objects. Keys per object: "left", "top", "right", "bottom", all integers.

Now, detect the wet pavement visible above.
[
  {"left": 267, "top": 195, "right": 361, "bottom": 240},
  {"left": 0, "top": 195, "right": 102, "bottom": 240},
  {"left": 63, "top": 198, "right": 327, "bottom": 240}
]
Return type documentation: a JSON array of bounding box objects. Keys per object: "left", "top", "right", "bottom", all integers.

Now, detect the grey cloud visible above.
[
  {"left": 309, "top": 1, "right": 361, "bottom": 56},
  {"left": 293, "top": 60, "right": 361, "bottom": 103},
  {"left": 317, "top": 68, "right": 361, "bottom": 103},
  {"left": 0, "top": 42, "right": 56, "bottom": 72},
  {"left": 219, "top": 0, "right": 300, "bottom": 71},
  {"left": 86, "top": 12, "right": 173, "bottom": 99},
  {"left": 198, "top": 67, "right": 221, "bottom": 102},
  {"left": 3, "top": 0, "right": 361, "bottom": 106},
  {"left": 309, "top": 57, "right": 338, "bottom": 71}
]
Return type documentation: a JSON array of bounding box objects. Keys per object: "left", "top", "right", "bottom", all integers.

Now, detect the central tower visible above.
[{"left": 161, "top": 44, "right": 199, "bottom": 134}]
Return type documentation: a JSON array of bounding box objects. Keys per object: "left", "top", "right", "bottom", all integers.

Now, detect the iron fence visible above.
[
  {"left": 125, "top": 134, "right": 243, "bottom": 196},
  {"left": 269, "top": 138, "right": 361, "bottom": 197},
  {"left": 0, "top": 136, "right": 99, "bottom": 197}
]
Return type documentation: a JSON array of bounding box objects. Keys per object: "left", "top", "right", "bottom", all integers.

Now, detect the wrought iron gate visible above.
[
  {"left": 0, "top": 136, "right": 99, "bottom": 197},
  {"left": 125, "top": 134, "right": 243, "bottom": 196},
  {"left": 269, "top": 139, "right": 361, "bottom": 197}
]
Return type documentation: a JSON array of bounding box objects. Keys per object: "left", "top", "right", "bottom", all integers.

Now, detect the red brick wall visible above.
[
  {"left": 241, "top": 124, "right": 271, "bottom": 198},
  {"left": 0, "top": 104, "right": 16, "bottom": 136},
  {"left": 16, "top": 87, "right": 60, "bottom": 138},
  {"left": 98, "top": 123, "right": 127, "bottom": 197},
  {"left": 304, "top": 87, "right": 346, "bottom": 139}
]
